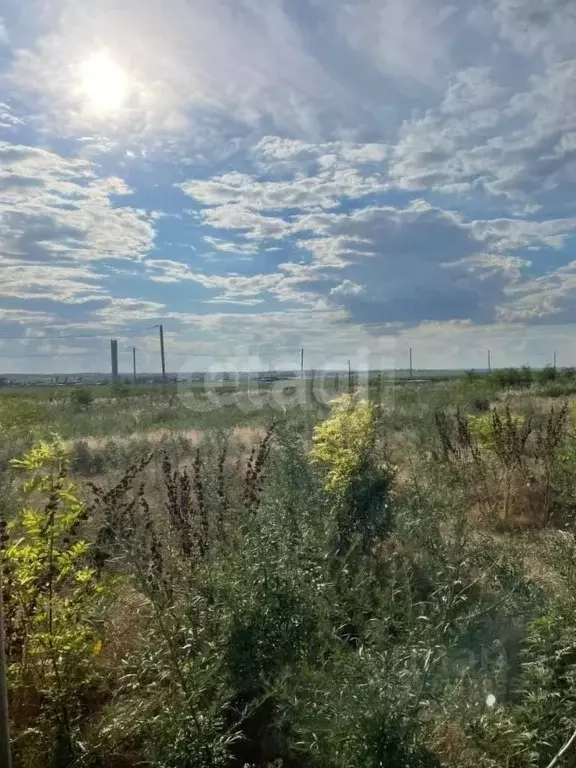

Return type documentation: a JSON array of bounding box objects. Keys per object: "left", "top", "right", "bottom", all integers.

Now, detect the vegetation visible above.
[
  {"left": 488, "top": 365, "right": 576, "bottom": 395},
  {"left": 70, "top": 387, "right": 95, "bottom": 409},
  {"left": 2, "top": 373, "right": 576, "bottom": 766}
]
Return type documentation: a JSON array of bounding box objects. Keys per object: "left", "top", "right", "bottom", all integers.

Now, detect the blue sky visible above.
[{"left": 1, "top": 0, "right": 576, "bottom": 374}]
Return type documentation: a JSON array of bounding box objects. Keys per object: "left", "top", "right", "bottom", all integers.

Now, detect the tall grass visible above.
[{"left": 2, "top": 382, "right": 576, "bottom": 766}]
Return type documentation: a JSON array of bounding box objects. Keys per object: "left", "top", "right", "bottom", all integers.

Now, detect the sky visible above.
[{"left": 1, "top": 0, "right": 576, "bottom": 374}]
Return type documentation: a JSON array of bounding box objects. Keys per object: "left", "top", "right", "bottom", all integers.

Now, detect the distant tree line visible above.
[{"left": 464, "top": 364, "right": 576, "bottom": 389}]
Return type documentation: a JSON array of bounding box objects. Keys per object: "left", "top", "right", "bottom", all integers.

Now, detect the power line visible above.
[
  {"left": 0, "top": 348, "right": 297, "bottom": 360},
  {"left": 164, "top": 351, "right": 293, "bottom": 359},
  {"left": 0, "top": 348, "right": 392, "bottom": 361},
  {"left": 0, "top": 352, "right": 105, "bottom": 359},
  {"left": 0, "top": 325, "right": 158, "bottom": 341}
]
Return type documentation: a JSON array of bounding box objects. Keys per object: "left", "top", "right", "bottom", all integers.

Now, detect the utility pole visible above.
[
  {"left": 409, "top": 347, "right": 413, "bottom": 379},
  {"left": 488, "top": 349, "right": 492, "bottom": 373},
  {"left": 158, "top": 324, "right": 166, "bottom": 382},
  {"left": 132, "top": 347, "right": 137, "bottom": 383},
  {"left": 110, "top": 339, "right": 119, "bottom": 382},
  {"left": 554, "top": 350, "right": 557, "bottom": 372},
  {"left": 348, "top": 359, "right": 353, "bottom": 393},
  {"left": 300, "top": 348, "right": 304, "bottom": 380}
]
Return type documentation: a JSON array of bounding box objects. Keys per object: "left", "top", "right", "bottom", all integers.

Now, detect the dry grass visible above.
[
  {"left": 65, "top": 426, "right": 264, "bottom": 452},
  {"left": 505, "top": 392, "right": 576, "bottom": 413},
  {"left": 99, "top": 587, "right": 154, "bottom": 669},
  {"left": 430, "top": 721, "right": 476, "bottom": 766},
  {"left": 64, "top": 429, "right": 201, "bottom": 451}
]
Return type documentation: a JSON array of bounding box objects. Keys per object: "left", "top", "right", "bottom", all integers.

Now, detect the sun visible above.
[{"left": 80, "top": 52, "right": 129, "bottom": 114}]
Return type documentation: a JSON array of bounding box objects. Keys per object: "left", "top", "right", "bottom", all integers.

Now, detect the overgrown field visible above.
[{"left": 3, "top": 372, "right": 576, "bottom": 767}]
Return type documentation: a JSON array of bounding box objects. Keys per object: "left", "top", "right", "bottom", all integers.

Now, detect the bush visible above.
[
  {"left": 436, "top": 403, "right": 568, "bottom": 527},
  {"left": 70, "top": 387, "right": 94, "bottom": 408},
  {"left": 491, "top": 367, "right": 533, "bottom": 389},
  {"left": 467, "top": 594, "right": 576, "bottom": 768},
  {"left": 111, "top": 381, "right": 132, "bottom": 398},
  {"left": 537, "top": 364, "right": 557, "bottom": 384},
  {"left": 4, "top": 439, "right": 113, "bottom": 765},
  {"left": 70, "top": 438, "right": 106, "bottom": 476},
  {"left": 471, "top": 397, "right": 491, "bottom": 413},
  {"left": 539, "top": 380, "right": 576, "bottom": 398},
  {"left": 310, "top": 393, "right": 394, "bottom": 549}
]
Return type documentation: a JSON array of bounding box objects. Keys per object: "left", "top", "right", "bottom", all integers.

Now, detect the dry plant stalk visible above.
[
  {"left": 242, "top": 423, "right": 276, "bottom": 511},
  {"left": 436, "top": 403, "right": 568, "bottom": 527},
  {"left": 87, "top": 453, "right": 153, "bottom": 572},
  {"left": 162, "top": 449, "right": 211, "bottom": 560}
]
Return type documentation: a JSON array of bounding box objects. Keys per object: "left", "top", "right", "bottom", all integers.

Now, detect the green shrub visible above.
[
  {"left": 310, "top": 394, "right": 394, "bottom": 549},
  {"left": 70, "top": 387, "right": 94, "bottom": 408},
  {"left": 4, "top": 438, "right": 113, "bottom": 766},
  {"left": 471, "top": 397, "right": 491, "bottom": 413},
  {"left": 539, "top": 380, "right": 576, "bottom": 398},
  {"left": 436, "top": 404, "right": 568, "bottom": 526},
  {"left": 537, "top": 364, "right": 557, "bottom": 384},
  {"left": 70, "top": 439, "right": 106, "bottom": 476},
  {"left": 467, "top": 600, "right": 576, "bottom": 768},
  {"left": 111, "top": 381, "right": 132, "bottom": 398},
  {"left": 491, "top": 367, "right": 533, "bottom": 389}
]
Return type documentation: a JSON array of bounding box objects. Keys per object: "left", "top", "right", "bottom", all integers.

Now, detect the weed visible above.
[
  {"left": 436, "top": 403, "right": 568, "bottom": 527},
  {"left": 70, "top": 388, "right": 94, "bottom": 409},
  {"left": 3, "top": 380, "right": 576, "bottom": 767},
  {"left": 162, "top": 450, "right": 209, "bottom": 560},
  {"left": 4, "top": 439, "right": 113, "bottom": 766},
  {"left": 243, "top": 423, "right": 276, "bottom": 512}
]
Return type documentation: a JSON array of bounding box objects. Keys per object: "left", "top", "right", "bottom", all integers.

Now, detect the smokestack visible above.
[{"left": 111, "top": 339, "right": 119, "bottom": 381}]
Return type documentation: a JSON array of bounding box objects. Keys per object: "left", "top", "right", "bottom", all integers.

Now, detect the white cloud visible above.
[
  {"left": 4, "top": 0, "right": 576, "bottom": 372},
  {"left": 0, "top": 102, "right": 23, "bottom": 129},
  {"left": 0, "top": 260, "right": 106, "bottom": 303},
  {"left": 336, "top": 0, "right": 456, "bottom": 84},
  {"left": 180, "top": 164, "right": 388, "bottom": 214},
  {"left": 492, "top": 0, "right": 576, "bottom": 63},
  {"left": 331, "top": 280, "right": 365, "bottom": 296},
  {"left": 175, "top": 148, "right": 576, "bottom": 328},
  {"left": 1, "top": 0, "right": 469, "bottom": 147},
  {"left": 203, "top": 236, "right": 258, "bottom": 255},
  {"left": 0, "top": 17, "right": 8, "bottom": 46},
  {"left": 0, "top": 308, "right": 56, "bottom": 324},
  {"left": 90, "top": 297, "right": 165, "bottom": 326},
  {"left": 254, "top": 136, "right": 390, "bottom": 173},
  {"left": 296, "top": 236, "right": 372, "bottom": 267},
  {"left": 501, "top": 262, "right": 576, "bottom": 324},
  {"left": 0, "top": 142, "right": 156, "bottom": 263},
  {"left": 146, "top": 259, "right": 284, "bottom": 302},
  {"left": 384, "top": 53, "right": 576, "bottom": 202},
  {"left": 179, "top": 141, "right": 391, "bottom": 247},
  {"left": 440, "top": 67, "right": 508, "bottom": 114},
  {"left": 195, "top": 204, "right": 293, "bottom": 241},
  {"left": 471, "top": 217, "right": 576, "bottom": 251},
  {"left": 166, "top": 305, "right": 364, "bottom": 362},
  {"left": 5, "top": 0, "right": 343, "bottom": 143}
]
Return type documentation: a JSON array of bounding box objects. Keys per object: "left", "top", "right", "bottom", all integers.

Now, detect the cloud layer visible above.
[{"left": 0, "top": 0, "right": 576, "bottom": 371}]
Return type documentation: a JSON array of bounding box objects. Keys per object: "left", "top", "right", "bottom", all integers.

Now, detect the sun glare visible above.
[{"left": 80, "top": 53, "right": 128, "bottom": 113}]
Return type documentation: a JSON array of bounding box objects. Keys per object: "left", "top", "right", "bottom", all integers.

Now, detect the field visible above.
[{"left": 3, "top": 369, "right": 576, "bottom": 767}]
